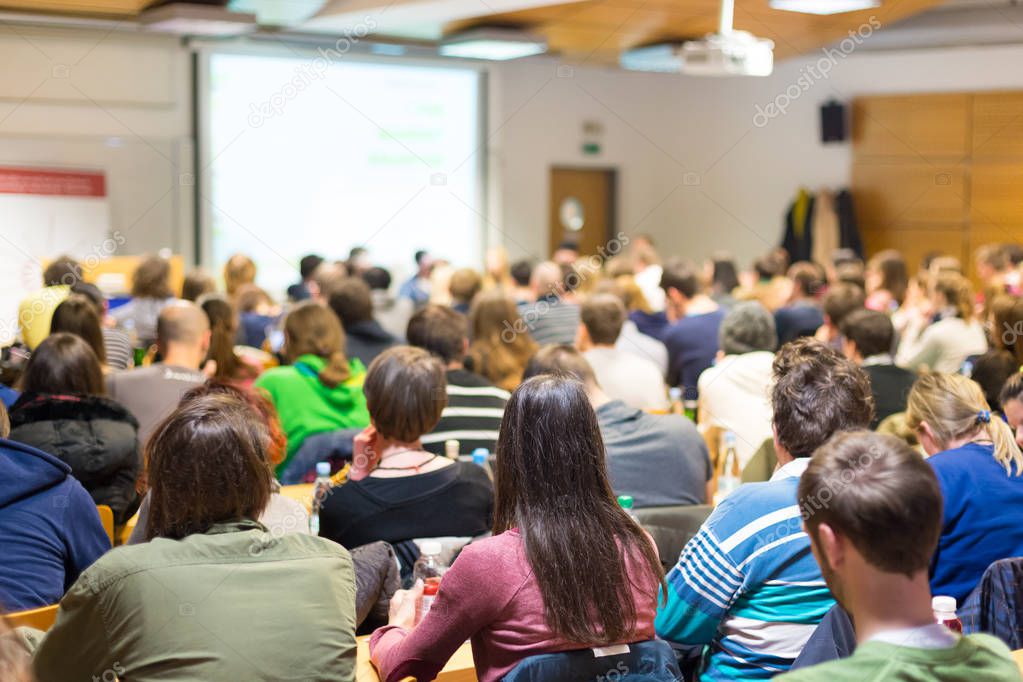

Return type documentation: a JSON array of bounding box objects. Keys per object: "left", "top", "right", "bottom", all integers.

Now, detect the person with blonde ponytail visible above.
[
  {"left": 896, "top": 273, "right": 987, "bottom": 373},
  {"left": 254, "top": 301, "right": 369, "bottom": 476},
  {"left": 906, "top": 372, "right": 1023, "bottom": 602}
]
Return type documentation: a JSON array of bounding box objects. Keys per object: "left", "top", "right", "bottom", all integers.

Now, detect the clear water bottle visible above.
[
  {"left": 715, "top": 432, "right": 742, "bottom": 504},
  {"left": 414, "top": 540, "right": 445, "bottom": 624},
  {"left": 933, "top": 596, "right": 963, "bottom": 633},
  {"left": 668, "top": 387, "right": 683, "bottom": 415},
  {"left": 471, "top": 447, "right": 494, "bottom": 481},
  {"left": 309, "top": 461, "right": 331, "bottom": 535},
  {"left": 444, "top": 439, "right": 460, "bottom": 460},
  {"left": 617, "top": 495, "right": 640, "bottom": 524}
]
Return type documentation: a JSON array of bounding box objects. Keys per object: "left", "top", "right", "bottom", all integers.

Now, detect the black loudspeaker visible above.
[{"left": 821, "top": 100, "right": 847, "bottom": 143}]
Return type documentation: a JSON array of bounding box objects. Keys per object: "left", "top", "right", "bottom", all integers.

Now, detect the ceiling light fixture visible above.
[
  {"left": 439, "top": 28, "right": 547, "bottom": 61},
  {"left": 769, "top": 0, "right": 881, "bottom": 15}
]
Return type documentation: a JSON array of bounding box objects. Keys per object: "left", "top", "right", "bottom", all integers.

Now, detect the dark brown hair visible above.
[
  {"left": 494, "top": 375, "right": 664, "bottom": 643},
  {"left": 524, "top": 344, "right": 597, "bottom": 385},
  {"left": 201, "top": 296, "right": 256, "bottom": 384},
  {"left": 181, "top": 269, "right": 216, "bottom": 302},
  {"left": 659, "top": 258, "right": 699, "bottom": 298},
  {"left": 772, "top": 338, "right": 874, "bottom": 458},
  {"left": 327, "top": 277, "right": 374, "bottom": 326},
  {"left": 20, "top": 332, "right": 105, "bottom": 396},
  {"left": 50, "top": 294, "right": 107, "bottom": 365},
  {"left": 788, "top": 262, "right": 824, "bottom": 298},
  {"left": 283, "top": 301, "right": 351, "bottom": 387},
  {"left": 43, "top": 256, "right": 82, "bottom": 287},
  {"left": 933, "top": 273, "right": 974, "bottom": 321},
  {"left": 132, "top": 255, "right": 173, "bottom": 299},
  {"left": 867, "top": 250, "right": 908, "bottom": 304},
  {"left": 822, "top": 282, "right": 866, "bottom": 327},
  {"left": 406, "top": 305, "right": 468, "bottom": 365},
  {"left": 144, "top": 392, "right": 273, "bottom": 540},
  {"left": 991, "top": 294, "right": 1023, "bottom": 366},
  {"left": 839, "top": 309, "right": 894, "bottom": 359},
  {"left": 580, "top": 294, "right": 626, "bottom": 345},
  {"left": 363, "top": 346, "right": 446, "bottom": 442},
  {"left": 800, "top": 430, "right": 942, "bottom": 577},
  {"left": 182, "top": 381, "right": 287, "bottom": 467}
]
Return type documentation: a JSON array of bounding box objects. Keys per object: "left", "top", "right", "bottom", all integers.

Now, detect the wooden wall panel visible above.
[
  {"left": 973, "top": 92, "right": 1023, "bottom": 159},
  {"left": 861, "top": 227, "right": 966, "bottom": 275},
  {"left": 851, "top": 162, "right": 967, "bottom": 228},
  {"left": 852, "top": 94, "right": 971, "bottom": 160},
  {"left": 970, "top": 162, "right": 1023, "bottom": 225}
]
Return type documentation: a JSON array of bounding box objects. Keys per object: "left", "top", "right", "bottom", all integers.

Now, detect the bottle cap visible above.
[
  {"left": 315, "top": 462, "right": 331, "bottom": 476},
  {"left": 419, "top": 540, "right": 442, "bottom": 557},
  {"left": 444, "top": 440, "right": 459, "bottom": 458},
  {"left": 932, "top": 596, "right": 957, "bottom": 612},
  {"left": 668, "top": 387, "right": 682, "bottom": 400},
  {"left": 472, "top": 447, "right": 489, "bottom": 463},
  {"left": 617, "top": 495, "right": 634, "bottom": 510}
]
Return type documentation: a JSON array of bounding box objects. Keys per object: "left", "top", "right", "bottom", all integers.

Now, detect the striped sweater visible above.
[
  {"left": 422, "top": 369, "right": 509, "bottom": 457},
  {"left": 655, "top": 458, "right": 834, "bottom": 680}
]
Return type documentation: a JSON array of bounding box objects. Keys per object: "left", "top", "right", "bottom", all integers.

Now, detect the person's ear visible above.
[
  {"left": 918, "top": 421, "right": 942, "bottom": 456},
  {"left": 575, "top": 323, "right": 590, "bottom": 350},
  {"left": 816, "top": 522, "right": 845, "bottom": 572}
]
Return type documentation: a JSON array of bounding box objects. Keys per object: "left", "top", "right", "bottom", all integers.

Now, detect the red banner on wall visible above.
[{"left": 0, "top": 167, "right": 106, "bottom": 197}]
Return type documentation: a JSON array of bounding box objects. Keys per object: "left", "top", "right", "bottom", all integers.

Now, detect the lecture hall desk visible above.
[{"left": 356, "top": 635, "right": 477, "bottom": 681}]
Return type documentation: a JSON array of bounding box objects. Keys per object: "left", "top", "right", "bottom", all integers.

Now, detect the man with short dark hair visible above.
[
  {"left": 840, "top": 309, "right": 916, "bottom": 427},
  {"left": 656, "top": 338, "right": 874, "bottom": 680},
  {"left": 816, "top": 282, "right": 866, "bottom": 347},
  {"left": 287, "top": 254, "right": 324, "bottom": 302},
  {"left": 509, "top": 259, "right": 534, "bottom": 305},
  {"left": 18, "top": 256, "right": 82, "bottom": 350},
  {"left": 660, "top": 258, "right": 724, "bottom": 400},
  {"left": 362, "top": 266, "right": 413, "bottom": 341},
  {"left": 406, "top": 305, "right": 508, "bottom": 456},
  {"left": 775, "top": 262, "right": 825, "bottom": 345},
  {"left": 327, "top": 278, "right": 397, "bottom": 367},
  {"left": 776, "top": 431, "right": 1020, "bottom": 681},
  {"left": 524, "top": 344, "right": 710, "bottom": 507},
  {"left": 107, "top": 301, "right": 209, "bottom": 442},
  {"left": 577, "top": 294, "right": 666, "bottom": 411}
]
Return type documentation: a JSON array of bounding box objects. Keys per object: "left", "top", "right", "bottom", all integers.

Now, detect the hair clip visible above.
[{"left": 977, "top": 410, "right": 992, "bottom": 424}]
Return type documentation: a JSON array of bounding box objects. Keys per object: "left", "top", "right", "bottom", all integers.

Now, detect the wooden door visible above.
[{"left": 548, "top": 167, "right": 616, "bottom": 258}]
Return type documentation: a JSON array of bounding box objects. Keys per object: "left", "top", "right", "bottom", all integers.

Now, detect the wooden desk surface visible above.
[
  {"left": 356, "top": 635, "right": 476, "bottom": 682},
  {"left": 1013, "top": 648, "right": 1023, "bottom": 673},
  {"left": 280, "top": 483, "right": 315, "bottom": 512}
]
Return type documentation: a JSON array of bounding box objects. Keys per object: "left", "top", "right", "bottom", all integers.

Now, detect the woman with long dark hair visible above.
[
  {"left": 369, "top": 375, "right": 664, "bottom": 682},
  {"left": 9, "top": 333, "right": 141, "bottom": 523},
  {"left": 199, "top": 295, "right": 262, "bottom": 389}
]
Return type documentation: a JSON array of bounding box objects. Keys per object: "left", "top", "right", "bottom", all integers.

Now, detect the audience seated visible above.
[
  {"left": 597, "top": 280, "right": 669, "bottom": 375},
  {"left": 524, "top": 345, "right": 710, "bottom": 507},
  {"left": 815, "top": 281, "right": 865, "bottom": 348},
  {"left": 223, "top": 252, "right": 257, "bottom": 299},
  {"left": 254, "top": 301, "right": 369, "bottom": 475},
  {"left": 698, "top": 301, "right": 777, "bottom": 468},
  {"left": 518, "top": 261, "right": 581, "bottom": 346},
  {"left": 989, "top": 293, "right": 1023, "bottom": 367},
  {"left": 68, "top": 283, "right": 133, "bottom": 370},
  {"left": 49, "top": 294, "right": 111, "bottom": 372},
  {"left": 10, "top": 333, "right": 140, "bottom": 523},
  {"left": 110, "top": 254, "right": 175, "bottom": 347},
  {"left": 705, "top": 252, "right": 740, "bottom": 310},
  {"left": 0, "top": 400, "right": 108, "bottom": 611},
  {"left": 776, "top": 431, "right": 1019, "bottom": 682},
  {"left": 509, "top": 259, "right": 534, "bottom": 305},
  {"left": 405, "top": 305, "right": 508, "bottom": 456},
  {"left": 970, "top": 349, "right": 1017, "bottom": 416},
  {"left": 863, "top": 249, "right": 908, "bottom": 313},
  {"left": 27, "top": 391, "right": 358, "bottom": 681},
  {"left": 618, "top": 273, "right": 670, "bottom": 343},
  {"left": 287, "top": 253, "right": 324, "bottom": 302},
  {"left": 449, "top": 268, "right": 482, "bottom": 316},
  {"left": 839, "top": 309, "right": 916, "bottom": 428},
  {"left": 179, "top": 267, "right": 216, "bottom": 302},
  {"left": 399, "top": 250, "right": 433, "bottom": 307},
  {"left": 199, "top": 295, "right": 262, "bottom": 390},
  {"left": 576, "top": 293, "right": 667, "bottom": 411},
  {"left": 467, "top": 291, "right": 538, "bottom": 392},
  {"left": 897, "top": 273, "right": 986, "bottom": 373},
  {"left": 631, "top": 240, "right": 665, "bottom": 313},
  {"left": 106, "top": 301, "right": 209, "bottom": 442},
  {"left": 656, "top": 338, "right": 873, "bottom": 679},
  {"left": 127, "top": 382, "right": 307, "bottom": 544},
  {"left": 774, "top": 261, "right": 825, "bottom": 345},
  {"left": 18, "top": 257, "right": 79, "bottom": 351},
  {"left": 1001, "top": 373, "right": 1023, "bottom": 448},
  {"left": 363, "top": 266, "right": 413, "bottom": 341},
  {"left": 369, "top": 374, "right": 662, "bottom": 682},
  {"left": 235, "top": 283, "right": 280, "bottom": 349},
  {"left": 328, "top": 277, "right": 399, "bottom": 367},
  {"left": 906, "top": 373, "right": 1023, "bottom": 603},
  {"left": 660, "top": 258, "right": 724, "bottom": 400},
  {"left": 318, "top": 347, "right": 492, "bottom": 549}
]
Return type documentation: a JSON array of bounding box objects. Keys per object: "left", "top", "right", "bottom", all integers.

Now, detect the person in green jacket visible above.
[
  {"left": 255, "top": 301, "right": 370, "bottom": 476},
  {"left": 777, "top": 431, "right": 1021, "bottom": 682},
  {"left": 28, "top": 391, "right": 358, "bottom": 681}
]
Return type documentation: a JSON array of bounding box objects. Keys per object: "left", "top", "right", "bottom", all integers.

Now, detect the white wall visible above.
[
  {"left": 486, "top": 43, "right": 1023, "bottom": 267},
  {"left": 6, "top": 21, "right": 1023, "bottom": 273}
]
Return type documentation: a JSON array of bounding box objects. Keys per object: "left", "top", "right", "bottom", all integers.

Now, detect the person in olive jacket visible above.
[{"left": 9, "top": 333, "right": 141, "bottom": 524}]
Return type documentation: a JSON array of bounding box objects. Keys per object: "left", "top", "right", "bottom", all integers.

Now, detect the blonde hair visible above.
[
  {"left": 907, "top": 372, "right": 1023, "bottom": 475},
  {"left": 932, "top": 273, "right": 975, "bottom": 321},
  {"left": 223, "top": 254, "right": 257, "bottom": 297},
  {"left": 467, "top": 291, "right": 538, "bottom": 392}
]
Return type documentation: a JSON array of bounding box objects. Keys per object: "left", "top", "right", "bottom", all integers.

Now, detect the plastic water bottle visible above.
[
  {"left": 309, "top": 461, "right": 331, "bottom": 535},
  {"left": 471, "top": 447, "right": 494, "bottom": 481},
  {"left": 933, "top": 596, "right": 963, "bottom": 633},
  {"left": 444, "top": 439, "right": 460, "bottom": 460},
  {"left": 668, "top": 387, "right": 683, "bottom": 415},
  {"left": 617, "top": 495, "right": 640, "bottom": 524},
  {"left": 414, "top": 540, "right": 445, "bottom": 624},
  {"left": 715, "top": 432, "right": 742, "bottom": 504}
]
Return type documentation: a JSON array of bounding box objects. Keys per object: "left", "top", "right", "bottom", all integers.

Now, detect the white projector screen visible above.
[{"left": 201, "top": 50, "right": 484, "bottom": 295}]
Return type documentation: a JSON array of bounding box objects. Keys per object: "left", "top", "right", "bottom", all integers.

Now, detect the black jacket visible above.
[
  {"left": 343, "top": 319, "right": 398, "bottom": 369},
  {"left": 862, "top": 363, "right": 917, "bottom": 429},
  {"left": 9, "top": 393, "right": 142, "bottom": 524}
]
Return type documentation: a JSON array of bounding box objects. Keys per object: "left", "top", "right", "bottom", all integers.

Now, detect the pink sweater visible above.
[{"left": 369, "top": 529, "right": 659, "bottom": 682}]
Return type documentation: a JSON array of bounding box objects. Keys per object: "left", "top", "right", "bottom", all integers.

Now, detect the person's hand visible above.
[
  {"left": 349, "top": 425, "right": 379, "bottom": 481},
  {"left": 388, "top": 579, "right": 424, "bottom": 629}
]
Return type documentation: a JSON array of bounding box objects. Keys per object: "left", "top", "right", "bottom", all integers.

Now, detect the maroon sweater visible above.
[{"left": 370, "top": 529, "right": 659, "bottom": 682}]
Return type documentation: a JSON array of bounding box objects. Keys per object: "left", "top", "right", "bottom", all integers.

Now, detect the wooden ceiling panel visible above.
[{"left": 0, "top": 0, "right": 153, "bottom": 16}]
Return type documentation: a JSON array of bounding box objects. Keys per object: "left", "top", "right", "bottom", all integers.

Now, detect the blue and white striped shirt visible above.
[{"left": 655, "top": 458, "right": 834, "bottom": 680}]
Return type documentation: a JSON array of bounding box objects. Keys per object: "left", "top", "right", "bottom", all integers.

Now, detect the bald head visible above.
[
  {"left": 531, "top": 261, "right": 563, "bottom": 297},
  {"left": 156, "top": 304, "right": 208, "bottom": 351}
]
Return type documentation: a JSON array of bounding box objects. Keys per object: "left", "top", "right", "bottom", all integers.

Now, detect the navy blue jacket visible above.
[{"left": 0, "top": 437, "right": 109, "bottom": 611}]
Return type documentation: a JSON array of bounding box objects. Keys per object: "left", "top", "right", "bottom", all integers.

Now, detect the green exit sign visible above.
[{"left": 582, "top": 142, "right": 601, "bottom": 155}]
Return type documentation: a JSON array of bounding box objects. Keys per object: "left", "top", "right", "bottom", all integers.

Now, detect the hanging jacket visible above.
[
  {"left": 811, "top": 189, "right": 840, "bottom": 267},
  {"left": 782, "top": 189, "right": 815, "bottom": 263},
  {"left": 9, "top": 392, "right": 142, "bottom": 524},
  {"left": 835, "top": 188, "right": 862, "bottom": 257}
]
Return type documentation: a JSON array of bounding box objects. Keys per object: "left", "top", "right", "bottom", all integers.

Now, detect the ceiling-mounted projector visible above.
[{"left": 620, "top": 0, "right": 774, "bottom": 76}]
